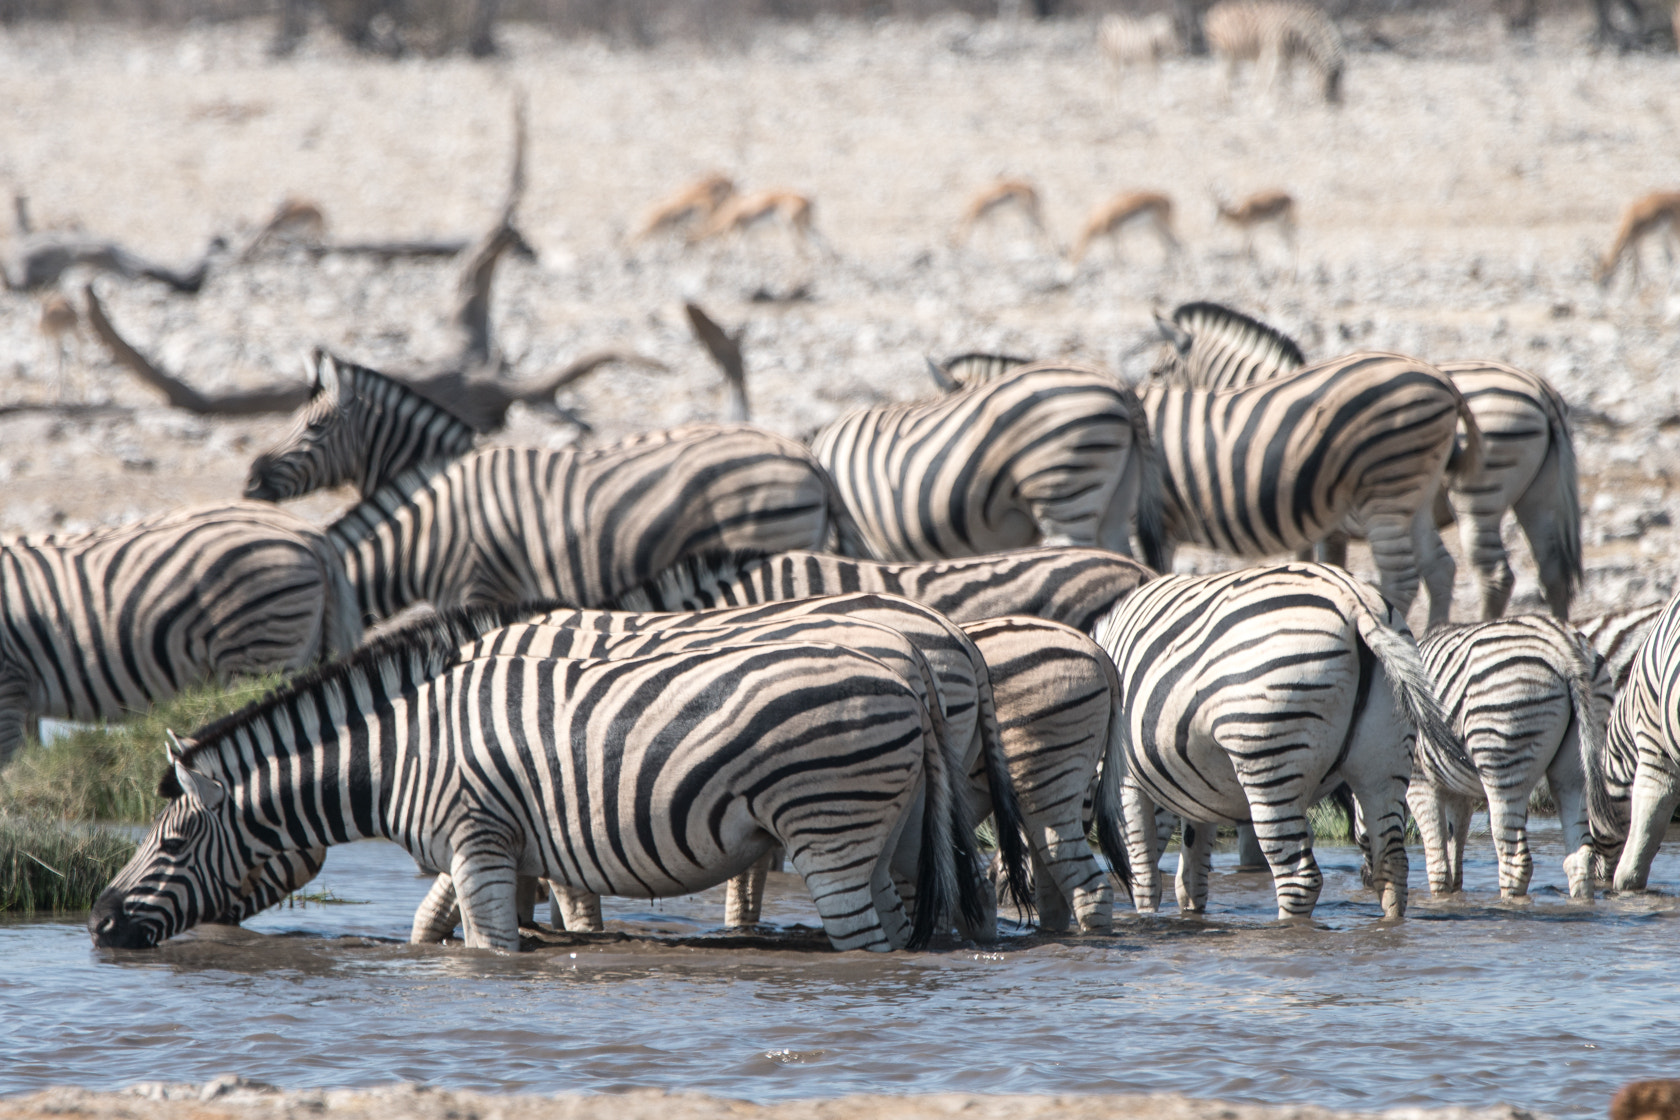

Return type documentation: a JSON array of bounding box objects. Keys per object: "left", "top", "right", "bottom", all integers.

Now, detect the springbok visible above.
[
  {"left": 1214, "top": 188, "right": 1297, "bottom": 261},
  {"left": 1069, "top": 191, "right": 1178, "bottom": 264},
  {"left": 1596, "top": 191, "right": 1680, "bottom": 291},
  {"left": 38, "top": 291, "right": 79, "bottom": 400},
  {"left": 629, "top": 173, "right": 736, "bottom": 243},
  {"left": 953, "top": 179, "right": 1053, "bottom": 250},
  {"left": 690, "top": 189, "right": 826, "bottom": 253},
  {"left": 241, "top": 198, "right": 326, "bottom": 261}
]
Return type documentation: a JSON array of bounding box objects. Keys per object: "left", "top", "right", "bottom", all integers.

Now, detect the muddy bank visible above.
[{"left": 0, "top": 1084, "right": 1551, "bottom": 1120}]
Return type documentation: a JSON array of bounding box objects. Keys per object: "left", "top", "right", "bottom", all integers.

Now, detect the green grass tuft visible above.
[
  {"left": 0, "top": 676, "right": 283, "bottom": 823},
  {"left": 0, "top": 815, "right": 137, "bottom": 912}
]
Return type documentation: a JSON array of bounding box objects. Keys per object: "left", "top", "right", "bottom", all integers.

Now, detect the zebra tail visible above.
[
  {"left": 1542, "top": 388, "right": 1585, "bottom": 591},
  {"left": 1564, "top": 639, "right": 1614, "bottom": 843},
  {"left": 1123, "top": 386, "right": 1169, "bottom": 572},
  {"left": 1444, "top": 381, "right": 1485, "bottom": 487},
  {"left": 1355, "top": 613, "right": 1482, "bottom": 800},
  {"left": 973, "top": 667, "right": 1034, "bottom": 920},
  {"left": 306, "top": 530, "right": 365, "bottom": 660},
  {"left": 909, "top": 681, "right": 967, "bottom": 950},
  {"left": 813, "top": 460, "right": 878, "bottom": 559},
  {"left": 1094, "top": 697, "right": 1132, "bottom": 903}
]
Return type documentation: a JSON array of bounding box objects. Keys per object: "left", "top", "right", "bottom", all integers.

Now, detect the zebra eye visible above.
[{"left": 159, "top": 836, "right": 188, "bottom": 857}]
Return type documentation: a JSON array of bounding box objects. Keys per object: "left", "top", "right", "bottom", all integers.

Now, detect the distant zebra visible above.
[
  {"left": 808, "top": 361, "right": 1163, "bottom": 566},
  {"left": 1204, "top": 0, "right": 1345, "bottom": 104},
  {"left": 1595, "top": 592, "right": 1680, "bottom": 892},
  {"left": 1409, "top": 615, "right": 1608, "bottom": 899},
  {"left": 1152, "top": 302, "right": 1581, "bottom": 620},
  {"left": 311, "top": 426, "right": 871, "bottom": 625},
  {"left": 1098, "top": 12, "right": 1178, "bottom": 72},
  {"left": 91, "top": 612, "right": 974, "bottom": 952},
  {"left": 0, "top": 503, "right": 360, "bottom": 764},
  {"left": 1091, "top": 563, "right": 1468, "bottom": 921},
  {"left": 614, "top": 547, "right": 1154, "bottom": 633},
  {"left": 1577, "top": 602, "right": 1667, "bottom": 693}
]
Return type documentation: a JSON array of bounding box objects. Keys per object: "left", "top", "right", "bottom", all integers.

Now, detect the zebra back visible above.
[
  {"left": 1151, "top": 300, "right": 1306, "bottom": 390},
  {"left": 929, "top": 352, "right": 1033, "bottom": 391},
  {"left": 1577, "top": 602, "right": 1668, "bottom": 694},
  {"left": 1590, "top": 592, "right": 1680, "bottom": 874},
  {"left": 612, "top": 546, "right": 1154, "bottom": 632},
  {"left": 246, "top": 350, "right": 479, "bottom": 502},
  {"left": 1204, "top": 1, "right": 1345, "bottom": 102}
]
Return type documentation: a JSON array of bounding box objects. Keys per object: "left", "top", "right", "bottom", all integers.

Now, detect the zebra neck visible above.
[{"left": 326, "top": 466, "right": 463, "bottom": 624}]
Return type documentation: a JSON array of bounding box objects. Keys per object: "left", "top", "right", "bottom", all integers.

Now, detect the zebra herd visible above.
[{"left": 35, "top": 297, "right": 1678, "bottom": 952}]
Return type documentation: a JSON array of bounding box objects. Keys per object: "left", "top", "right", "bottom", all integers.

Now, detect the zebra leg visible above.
[
  {"left": 1485, "top": 793, "right": 1534, "bottom": 898},
  {"left": 870, "top": 855, "right": 914, "bottom": 950},
  {"left": 448, "top": 838, "right": 523, "bottom": 952},
  {"left": 790, "top": 855, "right": 893, "bottom": 952},
  {"left": 1121, "top": 779, "right": 1164, "bottom": 913},
  {"left": 1034, "top": 818, "right": 1113, "bottom": 933},
  {"left": 1452, "top": 498, "right": 1515, "bottom": 622},
  {"left": 549, "top": 884, "right": 604, "bottom": 931},
  {"left": 1406, "top": 785, "right": 1462, "bottom": 897},
  {"left": 1612, "top": 755, "right": 1680, "bottom": 892},
  {"left": 0, "top": 673, "right": 31, "bottom": 767},
  {"left": 411, "top": 873, "right": 461, "bottom": 943},
  {"left": 1364, "top": 513, "right": 1422, "bottom": 619},
  {"left": 1234, "top": 824, "right": 1267, "bottom": 870},
  {"left": 1413, "top": 513, "right": 1458, "bottom": 630},
  {"left": 1545, "top": 735, "right": 1595, "bottom": 900},
  {"left": 1347, "top": 781, "right": 1409, "bottom": 919},
  {"left": 1248, "top": 806, "right": 1325, "bottom": 921},
  {"left": 1173, "top": 820, "right": 1215, "bottom": 915},
  {"left": 725, "top": 848, "right": 777, "bottom": 928},
  {"left": 1027, "top": 847, "right": 1072, "bottom": 933},
  {"left": 515, "top": 875, "right": 541, "bottom": 927}
]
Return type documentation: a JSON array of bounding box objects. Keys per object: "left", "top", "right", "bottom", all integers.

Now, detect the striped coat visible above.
[
  {"left": 809, "top": 362, "right": 1163, "bottom": 567},
  {"left": 91, "top": 614, "right": 972, "bottom": 953},
  {"left": 1596, "top": 592, "right": 1680, "bottom": 891},
  {"left": 327, "top": 425, "right": 870, "bottom": 625},
  {"left": 1204, "top": 0, "right": 1345, "bottom": 104},
  {"left": 0, "top": 503, "right": 360, "bottom": 764}
]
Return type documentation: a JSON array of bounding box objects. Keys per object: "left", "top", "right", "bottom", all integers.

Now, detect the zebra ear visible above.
[
  {"left": 925, "top": 356, "right": 957, "bottom": 392},
  {"left": 1153, "top": 311, "right": 1193, "bottom": 357},
  {"left": 165, "top": 728, "right": 192, "bottom": 762},
  {"left": 171, "top": 758, "right": 226, "bottom": 812},
  {"left": 308, "top": 349, "right": 341, "bottom": 401}
]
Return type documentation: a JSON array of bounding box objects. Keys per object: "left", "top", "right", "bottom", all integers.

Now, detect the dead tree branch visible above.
[{"left": 685, "top": 303, "right": 749, "bottom": 423}]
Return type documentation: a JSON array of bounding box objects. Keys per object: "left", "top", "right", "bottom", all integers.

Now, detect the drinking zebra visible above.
[
  {"left": 1151, "top": 302, "right": 1581, "bottom": 621},
  {"left": 1090, "top": 563, "right": 1469, "bottom": 921},
  {"left": 1577, "top": 603, "right": 1667, "bottom": 693},
  {"left": 0, "top": 502, "right": 361, "bottom": 764},
  {"left": 90, "top": 611, "right": 973, "bottom": 952},
  {"left": 1408, "top": 615, "right": 1608, "bottom": 899},
  {"left": 1595, "top": 592, "right": 1680, "bottom": 892},
  {"left": 1203, "top": 0, "right": 1345, "bottom": 105},
  {"left": 807, "top": 361, "right": 1163, "bottom": 567}
]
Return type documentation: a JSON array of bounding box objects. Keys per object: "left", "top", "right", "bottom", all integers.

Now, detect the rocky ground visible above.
[
  {"left": 0, "top": 1083, "right": 1553, "bottom": 1120},
  {"left": 1, "top": 9, "right": 1678, "bottom": 632}
]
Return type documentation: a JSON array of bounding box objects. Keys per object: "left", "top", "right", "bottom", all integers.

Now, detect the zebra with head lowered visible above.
[
  {"left": 91, "top": 609, "right": 976, "bottom": 953},
  {"left": 1091, "top": 563, "right": 1470, "bottom": 921},
  {"left": 0, "top": 502, "right": 361, "bottom": 765},
  {"left": 1203, "top": 0, "right": 1345, "bottom": 104},
  {"left": 1151, "top": 301, "right": 1581, "bottom": 622},
  {"left": 1406, "top": 615, "right": 1609, "bottom": 900},
  {"left": 808, "top": 360, "right": 1163, "bottom": 567}
]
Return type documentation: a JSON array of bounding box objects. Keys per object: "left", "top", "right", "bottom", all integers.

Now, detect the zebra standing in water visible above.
[
  {"left": 1407, "top": 616, "right": 1608, "bottom": 899},
  {"left": 91, "top": 612, "right": 974, "bottom": 953},
  {"left": 1091, "top": 563, "right": 1469, "bottom": 921},
  {"left": 808, "top": 361, "right": 1163, "bottom": 566},
  {"left": 1152, "top": 302, "right": 1582, "bottom": 621},
  {"left": 0, "top": 503, "right": 360, "bottom": 764},
  {"left": 1577, "top": 603, "right": 1667, "bottom": 693},
  {"left": 1203, "top": 0, "right": 1345, "bottom": 104}
]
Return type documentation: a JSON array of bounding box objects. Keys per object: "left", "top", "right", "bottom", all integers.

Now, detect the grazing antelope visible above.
[
  {"left": 1069, "top": 191, "right": 1178, "bottom": 265},
  {"left": 1098, "top": 12, "right": 1178, "bottom": 72},
  {"left": 1596, "top": 191, "right": 1680, "bottom": 290},
  {"left": 953, "top": 179, "right": 1052, "bottom": 249},
  {"left": 1204, "top": 0, "right": 1345, "bottom": 105},
  {"left": 1214, "top": 188, "right": 1297, "bottom": 263},
  {"left": 690, "top": 188, "right": 825, "bottom": 253},
  {"left": 38, "top": 291, "right": 80, "bottom": 400},
  {"left": 240, "top": 197, "right": 326, "bottom": 261},
  {"left": 629, "top": 173, "right": 736, "bottom": 243}
]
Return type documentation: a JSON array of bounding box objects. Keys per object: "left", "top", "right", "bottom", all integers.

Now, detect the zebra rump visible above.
[
  {"left": 1594, "top": 591, "right": 1680, "bottom": 892},
  {"left": 94, "top": 607, "right": 967, "bottom": 952},
  {"left": 0, "top": 502, "right": 361, "bottom": 764}
]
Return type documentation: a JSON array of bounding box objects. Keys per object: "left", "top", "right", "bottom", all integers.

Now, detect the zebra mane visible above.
[
  {"left": 610, "top": 549, "right": 777, "bottom": 609},
  {"left": 1171, "top": 301, "right": 1307, "bottom": 368},
  {"left": 333, "top": 355, "right": 496, "bottom": 437},
  {"left": 159, "top": 601, "right": 536, "bottom": 796}
]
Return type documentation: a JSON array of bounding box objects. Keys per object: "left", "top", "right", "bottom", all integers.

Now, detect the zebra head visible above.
[
  {"left": 244, "top": 350, "right": 476, "bottom": 501},
  {"left": 89, "top": 733, "right": 253, "bottom": 950}
]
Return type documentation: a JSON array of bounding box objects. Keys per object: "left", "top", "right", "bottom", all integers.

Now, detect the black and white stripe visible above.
[
  {"left": 1090, "top": 562, "right": 1468, "bottom": 921},
  {"left": 91, "top": 611, "right": 972, "bottom": 953},
  {"left": 325, "top": 425, "right": 871, "bottom": 625},
  {"left": 1409, "top": 615, "right": 1608, "bottom": 899},
  {"left": 0, "top": 502, "right": 361, "bottom": 764},
  {"left": 1203, "top": 0, "right": 1345, "bottom": 104},
  {"left": 809, "top": 361, "right": 1164, "bottom": 567},
  {"left": 1577, "top": 603, "right": 1666, "bottom": 693}
]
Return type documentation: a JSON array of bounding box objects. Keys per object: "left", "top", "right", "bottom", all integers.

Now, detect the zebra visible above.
[
  {"left": 90, "top": 610, "right": 975, "bottom": 953},
  {"left": 1407, "top": 615, "right": 1609, "bottom": 899},
  {"left": 403, "top": 594, "right": 1033, "bottom": 940},
  {"left": 1576, "top": 602, "right": 1667, "bottom": 693},
  {"left": 1593, "top": 591, "right": 1680, "bottom": 892},
  {"left": 1152, "top": 302, "right": 1581, "bottom": 621},
  {"left": 1203, "top": 0, "right": 1345, "bottom": 105},
  {"left": 1090, "top": 563, "right": 1470, "bottom": 921},
  {"left": 317, "top": 425, "right": 871, "bottom": 626},
  {"left": 0, "top": 502, "right": 361, "bottom": 765},
  {"left": 613, "top": 547, "right": 1154, "bottom": 633},
  {"left": 1099, "top": 12, "right": 1178, "bottom": 73},
  {"left": 808, "top": 361, "right": 1164, "bottom": 567}
]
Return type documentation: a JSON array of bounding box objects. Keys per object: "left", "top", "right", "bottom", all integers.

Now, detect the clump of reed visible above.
[
  {"left": 0, "top": 815, "right": 136, "bottom": 912},
  {"left": 0, "top": 676, "right": 282, "bottom": 824}
]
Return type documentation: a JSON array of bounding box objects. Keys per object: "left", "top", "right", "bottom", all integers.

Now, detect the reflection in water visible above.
[{"left": 2, "top": 826, "right": 1675, "bottom": 1116}]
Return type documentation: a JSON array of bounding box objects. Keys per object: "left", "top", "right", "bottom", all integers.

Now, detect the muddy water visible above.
[{"left": 2, "top": 826, "right": 1675, "bottom": 1118}]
